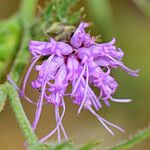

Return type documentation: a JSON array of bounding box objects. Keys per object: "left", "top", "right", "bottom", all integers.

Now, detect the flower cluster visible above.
[{"left": 14, "top": 22, "right": 139, "bottom": 142}]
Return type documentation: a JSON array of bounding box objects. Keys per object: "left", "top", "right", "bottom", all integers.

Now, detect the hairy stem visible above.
[{"left": 8, "top": 83, "right": 38, "bottom": 146}]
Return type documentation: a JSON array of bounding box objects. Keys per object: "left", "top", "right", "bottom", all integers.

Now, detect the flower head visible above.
[{"left": 10, "top": 22, "right": 139, "bottom": 142}]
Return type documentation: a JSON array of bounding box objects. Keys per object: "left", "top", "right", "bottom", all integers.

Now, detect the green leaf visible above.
[
  {"left": 54, "top": 0, "right": 78, "bottom": 22},
  {"left": 110, "top": 126, "right": 150, "bottom": 150},
  {"left": 0, "top": 84, "right": 7, "bottom": 112},
  {"left": 0, "top": 17, "right": 21, "bottom": 61},
  {"left": 32, "top": 0, "right": 80, "bottom": 41},
  {"left": 43, "top": 0, "right": 79, "bottom": 24},
  {"left": 29, "top": 143, "right": 53, "bottom": 150},
  {"left": 0, "top": 17, "right": 21, "bottom": 81},
  {"left": 29, "top": 142, "right": 77, "bottom": 150},
  {"left": 79, "top": 141, "right": 100, "bottom": 150},
  {"left": 54, "top": 142, "right": 76, "bottom": 150}
]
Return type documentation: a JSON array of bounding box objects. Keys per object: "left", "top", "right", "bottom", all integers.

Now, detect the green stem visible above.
[
  {"left": 7, "top": 0, "right": 39, "bottom": 146},
  {"left": 110, "top": 127, "right": 150, "bottom": 150},
  {"left": 7, "top": 83, "right": 38, "bottom": 146},
  {"left": 19, "top": 0, "right": 38, "bottom": 24},
  {"left": 10, "top": 0, "right": 38, "bottom": 83},
  {"left": 10, "top": 28, "right": 30, "bottom": 83}
]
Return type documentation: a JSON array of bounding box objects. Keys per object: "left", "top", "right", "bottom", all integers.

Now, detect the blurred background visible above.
[{"left": 0, "top": 0, "right": 150, "bottom": 149}]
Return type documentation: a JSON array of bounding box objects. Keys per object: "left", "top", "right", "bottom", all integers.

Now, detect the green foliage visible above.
[
  {"left": 29, "top": 143, "right": 53, "bottom": 150},
  {"left": 0, "top": 0, "right": 39, "bottom": 146},
  {"left": 54, "top": 142, "right": 77, "bottom": 150},
  {"left": 19, "top": 0, "right": 38, "bottom": 24},
  {"left": 0, "top": 17, "right": 21, "bottom": 81},
  {"left": 29, "top": 141, "right": 99, "bottom": 150},
  {"left": 43, "top": 0, "right": 80, "bottom": 24},
  {"left": 79, "top": 141, "right": 100, "bottom": 150},
  {"left": 0, "top": 84, "right": 7, "bottom": 112},
  {"left": 9, "top": 32, "right": 30, "bottom": 83},
  {"left": 32, "top": 0, "right": 81, "bottom": 41},
  {"left": 29, "top": 142, "right": 76, "bottom": 150},
  {"left": 8, "top": 83, "right": 38, "bottom": 146},
  {"left": 0, "top": 17, "right": 21, "bottom": 61},
  {"left": 110, "top": 127, "right": 150, "bottom": 150}
]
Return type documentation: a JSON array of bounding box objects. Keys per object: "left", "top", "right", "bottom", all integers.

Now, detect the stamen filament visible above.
[
  {"left": 22, "top": 55, "right": 41, "bottom": 95},
  {"left": 78, "top": 65, "right": 89, "bottom": 114},
  {"left": 39, "top": 99, "right": 66, "bottom": 143},
  {"left": 87, "top": 106, "right": 124, "bottom": 135},
  {"left": 110, "top": 97, "right": 132, "bottom": 103},
  {"left": 72, "top": 64, "right": 86, "bottom": 94}
]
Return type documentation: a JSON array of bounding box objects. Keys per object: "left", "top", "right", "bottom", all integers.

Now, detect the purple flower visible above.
[
  {"left": 29, "top": 38, "right": 73, "bottom": 57},
  {"left": 8, "top": 21, "right": 139, "bottom": 142},
  {"left": 31, "top": 56, "right": 64, "bottom": 89},
  {"left": 70, "top": 22, "right": 95, "bottom": 48}
]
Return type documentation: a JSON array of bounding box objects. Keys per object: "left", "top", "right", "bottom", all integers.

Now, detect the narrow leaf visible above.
[
  {"left": 54, "top": 142, "right": 77, "bottom": 150},
  {"left": 110, "top": 126, "right": 150, "bottom": 150},
  {"left": 29, "top": 142, "right": 77, "bottom": 150},
  {"left": 29, "top": 143, "right": 53, "bottom": 150},
  {"left": 79, "top": 141, "right": 100, "bottom": 150}
]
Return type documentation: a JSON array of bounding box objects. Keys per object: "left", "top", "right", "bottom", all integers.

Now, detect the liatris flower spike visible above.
[{"left": 8, "top": 21, "right": 139, "bottom": 142}]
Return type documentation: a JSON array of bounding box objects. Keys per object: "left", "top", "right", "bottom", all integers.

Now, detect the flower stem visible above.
[
  {"left": 7, "top": 0, "right": 39, "bottom": 146},
  {"left": 10, "top": 0, "right": 38, "bottom": 83},
  {"left": 7, "top": 83, "right": 38, "bottom": 146},
  {"left": 110, "top": 127, "right": 150, "bottom": 150}
]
